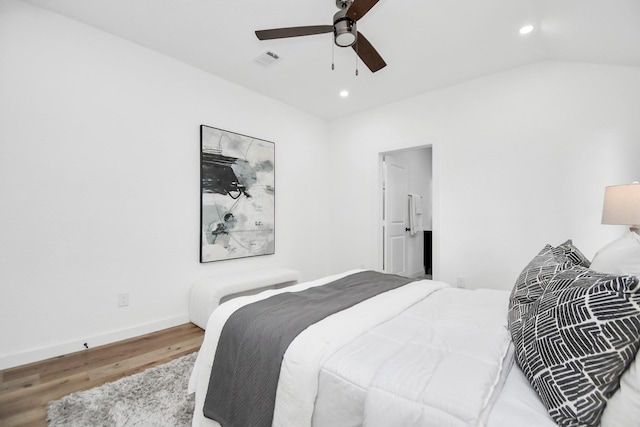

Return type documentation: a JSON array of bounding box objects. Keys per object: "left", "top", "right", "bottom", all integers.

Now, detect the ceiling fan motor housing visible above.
[{"left": 333, "top": 8, "right": 357, "bottom": 47}]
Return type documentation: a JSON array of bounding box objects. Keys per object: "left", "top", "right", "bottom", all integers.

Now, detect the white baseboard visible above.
[{"left": 0, "top": 314, "right": 190, "bottom": 371}]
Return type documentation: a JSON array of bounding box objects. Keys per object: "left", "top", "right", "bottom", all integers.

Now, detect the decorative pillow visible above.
[
  {"left": 508, "top": 244, "right": 573, "bottom": 345},
  {"left": 592, "top": 232, "right": 640, "bottom": 426},
  {"left": 600, "top": 349, "right": 640, "bottom": 426},
  {"left": 508, "top": 241, "right": 591, "bottom": 346},
  {"left": 556, "top": 239, "right": 591, "bottom": 269},
  {"left": 510, "top": 245, "right": 571, "bottom": 304},
  {"left": 514, "top": 266, "right": 640, "bottom": 427}
]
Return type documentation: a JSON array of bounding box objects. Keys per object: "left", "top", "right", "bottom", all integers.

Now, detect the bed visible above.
[{"left": 188, "top": 240, "right": 640, "bottom": 427}]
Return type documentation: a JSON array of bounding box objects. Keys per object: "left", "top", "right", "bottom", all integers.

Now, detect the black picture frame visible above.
[{"left": 200, "top": 125, "right": 275, "bottom": 263}]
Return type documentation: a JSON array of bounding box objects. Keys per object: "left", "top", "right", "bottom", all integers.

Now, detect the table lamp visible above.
[{"left": 602, "top": 182, "right": 640, "bottom": 234}]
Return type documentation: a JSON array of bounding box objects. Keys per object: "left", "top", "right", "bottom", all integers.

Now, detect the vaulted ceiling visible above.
[{"left": 24, "top": 0, "right": 640, "bottom": 120}]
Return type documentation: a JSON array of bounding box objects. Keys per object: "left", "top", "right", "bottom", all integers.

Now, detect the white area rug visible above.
[{"left": 47, "top": 352, "right": 196, "bottom": 427}]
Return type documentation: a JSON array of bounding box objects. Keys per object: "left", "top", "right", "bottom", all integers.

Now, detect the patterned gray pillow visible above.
[
  {"left": 514, "top": 266, "right": 640, "bottom": 427},
  {"left": 508, "top": 241, "right": 591, "bottom": 345},
  {"left": 510, "top": 245, "right": 570, "bottom": 303},
  {"left": 508, "top": 245, "right": 573, "bottom": 344},
  {"left": 556, "top": 239, "right": 591, "bottom": 269}
]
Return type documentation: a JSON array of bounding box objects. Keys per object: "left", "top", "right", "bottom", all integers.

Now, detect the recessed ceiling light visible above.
[
  {"left": 340, "top": 90, "right": 349, "bottom": 97},
  {"left": 519, "top": 25, "right": 534, "bottom": 35}
]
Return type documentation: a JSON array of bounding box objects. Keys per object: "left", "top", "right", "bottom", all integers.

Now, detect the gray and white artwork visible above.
[{"left": 200, "top": 125, "right": 275, "bottom": 262}]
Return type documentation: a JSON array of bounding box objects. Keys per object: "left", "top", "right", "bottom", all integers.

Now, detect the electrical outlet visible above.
[
  {"left": 118, "top": 292, "right": 129, "bottom": 307},
  {"left": 456, "top": 277, "right": 466, "bottom": 289}
]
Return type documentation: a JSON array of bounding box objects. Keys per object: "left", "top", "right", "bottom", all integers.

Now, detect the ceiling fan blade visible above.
[
  {"left": 346, "top": 0, "right": 381, "bottom": 21},
  {"left": 255, "top": 25, "right": 333, "bottom": 40},
  {"left": 353, "top": 32, "right": 386, "bottom": 72}
]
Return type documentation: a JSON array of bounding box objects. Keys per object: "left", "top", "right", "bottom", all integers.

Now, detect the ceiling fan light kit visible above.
[
  {"left": 255, "top": 0, "right": 386, "bottom": 73},
  {"left": 333, "top": 7, "right": 357, "bottom": 47}
]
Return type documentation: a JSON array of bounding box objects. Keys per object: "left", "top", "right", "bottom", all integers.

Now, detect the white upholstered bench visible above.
[{"left": 189, "top": 268, "right": 301, "bottom": 329}]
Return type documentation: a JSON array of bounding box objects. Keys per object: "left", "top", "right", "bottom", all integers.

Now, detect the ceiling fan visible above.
[{"left": 255, "top": 0, "right": 386, "bottom": 73}]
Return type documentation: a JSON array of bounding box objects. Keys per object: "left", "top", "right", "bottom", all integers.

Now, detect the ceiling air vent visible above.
[{"left": 255, "top": 51, "right": 281, "bottom": 66}]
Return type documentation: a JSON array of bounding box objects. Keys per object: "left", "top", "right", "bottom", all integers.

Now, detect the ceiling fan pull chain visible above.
[
  {"left": 355, "top": 39, "right": 359, "bottom": 76},
  {"left": 332, "top": 39, "right": 335, "bottom": 70}
]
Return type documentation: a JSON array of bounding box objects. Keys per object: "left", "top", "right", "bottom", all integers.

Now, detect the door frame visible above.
[{"left": 377, "top": 142, "right": 439, "bottom": 279}]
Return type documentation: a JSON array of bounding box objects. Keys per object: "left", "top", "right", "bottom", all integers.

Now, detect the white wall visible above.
[
  {"left": 327, "top": 61, "right": 640, "bottom": 290},
  {"left": 3, "top": 1, "right": 640, "bottom": 371},
  {"left": 0, "top": 0, "right": 331, "bottom": 369}
]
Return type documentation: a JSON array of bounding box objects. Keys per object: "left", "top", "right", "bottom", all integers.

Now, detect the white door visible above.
[{"left": 383, "top": 159, "right": 408, "bottom": 275}]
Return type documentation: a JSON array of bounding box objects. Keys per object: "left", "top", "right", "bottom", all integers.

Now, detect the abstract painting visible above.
[{"left": 200, "top": 125, "right": 275, "bottom": 262}]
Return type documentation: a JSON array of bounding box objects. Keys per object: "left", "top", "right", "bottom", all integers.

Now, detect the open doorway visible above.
[{"left": 380, "top": 146, "right": 433, "bottom": 278}]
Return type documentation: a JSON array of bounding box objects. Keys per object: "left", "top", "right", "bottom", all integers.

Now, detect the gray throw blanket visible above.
[{"left": 203, "top": 270, "right": 417, "bottom": 427}]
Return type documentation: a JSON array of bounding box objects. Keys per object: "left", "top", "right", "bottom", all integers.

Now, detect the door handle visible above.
[{"left": 405, "top": 227, "right": 411, "bottom": 232}]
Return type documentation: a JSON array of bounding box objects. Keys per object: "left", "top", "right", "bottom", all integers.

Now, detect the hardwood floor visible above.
[{"left": 0, "top": 323, "right": 204, "bottom": 427}]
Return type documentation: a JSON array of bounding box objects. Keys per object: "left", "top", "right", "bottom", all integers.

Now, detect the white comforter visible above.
[{"left": 189, "top": 271, "right": 514, "bottom": 427}]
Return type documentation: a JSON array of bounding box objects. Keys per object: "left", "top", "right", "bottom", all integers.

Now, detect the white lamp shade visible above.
[{"left": 602, "top": 183, "right": 640, "bottom": 226}]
